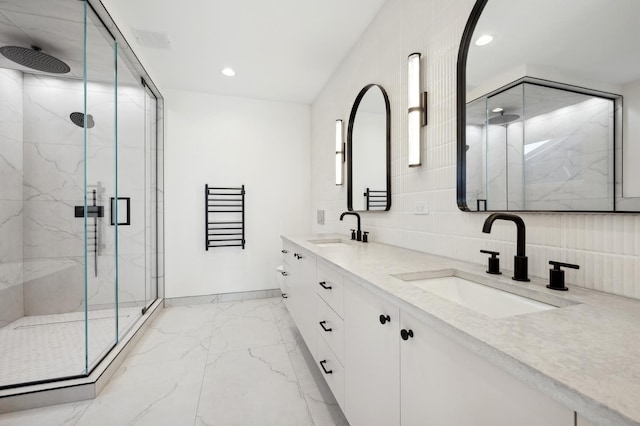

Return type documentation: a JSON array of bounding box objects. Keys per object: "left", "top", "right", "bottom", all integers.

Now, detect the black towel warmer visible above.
[{"left": 205, "top": 185, "right": 245, "bottom": 250}]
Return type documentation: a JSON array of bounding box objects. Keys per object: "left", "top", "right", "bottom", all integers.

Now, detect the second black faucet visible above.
[{"left": 340, "top": 211, "right": 365, "bottom": 242}]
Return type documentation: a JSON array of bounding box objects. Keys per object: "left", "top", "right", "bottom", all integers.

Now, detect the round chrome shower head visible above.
[
  {"left": 70, "top": 112, "right": 95, "bottom": 129},
  {"left": 0, "top": 45, "right": 70, "bottom": 74}
]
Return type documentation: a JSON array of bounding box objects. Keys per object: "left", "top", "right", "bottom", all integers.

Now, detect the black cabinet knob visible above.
[
  {"left": 294, "top": 253, "right": 303, "bottom": 260},
  {"left": 319, "top": 281, "right": 332, "bottom": 290},
  {"left": 319, "top": 360, "right": 333, "bottom": 374},
  {"left": 400, "top": 329, "right": 414, "bottom": 340},
  {"left": 319, "top": 321, "right": 332, "bottom": 332},
  {"left": 281, "top": 249, "right": 288, "bottom": 254},
  {"left": 379, "top": 314, "right": 390, "bottom": 324},
  {"left": 281, "top": 293, "right": 288, "bottom": 299},
  {"left": 280, "top": 271, "right": 288, "bottom": 276}
]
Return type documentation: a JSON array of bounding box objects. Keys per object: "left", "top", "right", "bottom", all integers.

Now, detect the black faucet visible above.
[
  {"left": 340, "top": 212, "right": 362, "bottom": 241},
  {"left": 482, "top": 213, "right": 529, "bottom": 282}
]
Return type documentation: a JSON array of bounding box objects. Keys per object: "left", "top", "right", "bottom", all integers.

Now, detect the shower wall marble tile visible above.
[
  {"left": 0, "top": 68, "right": 23, "bottom": 326},
  {"left": 310, "top": 0, "right": 640, "bottom": 300},
  {"left": 21, "top": 74, "right": 149, "bottom": 314}
]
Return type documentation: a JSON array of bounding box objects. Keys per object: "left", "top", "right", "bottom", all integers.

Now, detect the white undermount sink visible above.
[
  {"left": 394, "top": 271, "right": 559, "bottom": 318},
  {"left": 308, "top": 238, "right": 351, "bottom": 247}
]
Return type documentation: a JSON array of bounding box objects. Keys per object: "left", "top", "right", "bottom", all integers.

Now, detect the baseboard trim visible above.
[{"left": 165, "top": 289, "right": 281, "bottom": 307}]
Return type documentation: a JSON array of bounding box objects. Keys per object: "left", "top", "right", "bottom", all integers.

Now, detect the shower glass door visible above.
[{"left": 84, "top": 2, "right": 118, "bottom": 372}]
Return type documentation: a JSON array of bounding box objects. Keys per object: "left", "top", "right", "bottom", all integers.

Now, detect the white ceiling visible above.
[
  {"left": 467, "top": 0, "right": 640, "bottom": 97},
  {"left": 101, "top": 0, "right": 387, "bottom": 103}
]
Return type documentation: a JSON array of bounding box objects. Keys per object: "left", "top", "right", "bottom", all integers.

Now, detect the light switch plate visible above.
[{"left": 317, "top": 210, "right": 325, "bottom": 225}]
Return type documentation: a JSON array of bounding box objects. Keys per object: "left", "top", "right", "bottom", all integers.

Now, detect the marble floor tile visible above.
[
  {"left": 285, "top": 340, "right": 349, "bottom": 426},
  {"left": 209, "top": 298, "right": 283, "bottom": 353},
  {"left": 0, "top": 298, "right": 349, "bottom": 426},
  {"left": 196, "top": 343, "right": 313, "bottom": 426},
  {"left": 76, "top": 356, "right": 207, "bottom": 426},
  {"left": 270, "top": 297, "right": 303, "bottom": 346},
  {"left": 124, "top": 305, "right": 216, "bottom": 367},
  {"left": 0, "top": 401, "right": 90, "bottom": 426}
]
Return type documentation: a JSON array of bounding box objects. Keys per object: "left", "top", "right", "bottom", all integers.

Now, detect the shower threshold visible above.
[{"left": 0, "top": 299, "right": 162, "bottom": 413}]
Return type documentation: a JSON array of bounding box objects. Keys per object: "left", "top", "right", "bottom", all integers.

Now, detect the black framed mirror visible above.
[
  {"left": 347, "top": 84, "right": 391, "bottom": 211},
  {"left": 457, "top": 0, "right": 640, "bottom": 212}
]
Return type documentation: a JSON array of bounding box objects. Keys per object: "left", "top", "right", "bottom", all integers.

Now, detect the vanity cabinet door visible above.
[
  {"left": 576, "top": 414, "right": 597, "bottom": 426},
  {"left": 344, "top": 281, "right": 400, "bottom": 426},
  {"left": 399, "top": 310, "right": 573, "bottom": 426},
  {"left": 287, "top": 245, "right": 317, "bottom": 357}
]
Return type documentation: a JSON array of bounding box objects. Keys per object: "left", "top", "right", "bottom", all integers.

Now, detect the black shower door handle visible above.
[{"left": 110, "top": 197, "right": 131, "bottom": 226}]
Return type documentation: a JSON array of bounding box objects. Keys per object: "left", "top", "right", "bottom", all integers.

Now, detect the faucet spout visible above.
[
  {"left": 482, "top": 213, "right": 529, "bottom": 281},
  {"left": 482, "top": 213, "right": 526, "bottom": 256},
  {"left": 340, "top": 211, "right": 362, "bottom": 241}
]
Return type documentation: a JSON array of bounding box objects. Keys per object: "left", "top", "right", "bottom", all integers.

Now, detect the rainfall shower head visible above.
[
  {"left": 488, "top": 111, "right": 520, "bottom": 125},
  {"left": 0, "top": 45, "right": 70, "bottom": 74},
  {"left": 70, "top": 112, "right": 95, "bottom": 129}
]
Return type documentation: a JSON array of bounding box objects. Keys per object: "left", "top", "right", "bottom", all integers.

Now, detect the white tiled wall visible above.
[
  {"left": 0, "top": 68, "right": 24, "bottom": 327},
  {"left": 310, "top": 0, "right": 640, "bottom": 300}
]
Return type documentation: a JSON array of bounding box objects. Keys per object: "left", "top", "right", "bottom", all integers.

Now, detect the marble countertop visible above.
[{"left": 283, "top": 233, "right": 640, "bottom": 426}]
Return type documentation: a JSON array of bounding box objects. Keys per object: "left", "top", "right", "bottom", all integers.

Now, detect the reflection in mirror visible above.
[
  {"left": 457, "top": 0, "right": 640, "bottom": 212},
  {"left": 348, "top": 84, "right": 391, "bottom": 211}
]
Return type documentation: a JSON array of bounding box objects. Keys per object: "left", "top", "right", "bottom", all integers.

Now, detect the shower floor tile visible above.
[{"left": 0, "top": 307, "right": 141, "bottom": 388}]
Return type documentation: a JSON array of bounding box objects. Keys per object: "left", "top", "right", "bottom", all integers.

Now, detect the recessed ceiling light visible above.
[
  {"left": 221, "top": 67, "right": 236, "bottom": 77},
  {"left": 475, "top": 35, "right": 493, "bottom": 46},
  {"left": 492, "top": 107, "right": 504, "bottom": 113}
]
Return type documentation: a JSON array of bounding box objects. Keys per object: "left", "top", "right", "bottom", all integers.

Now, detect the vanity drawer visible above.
[
  {"left": 317, "top": 295, "right": 344, "bottom": 363},
  {"left": 317, "top": 331, "right": 345, "bottom": 408},
  {"left": 317, "top": 260, "right": 344, "bottom": 317}
]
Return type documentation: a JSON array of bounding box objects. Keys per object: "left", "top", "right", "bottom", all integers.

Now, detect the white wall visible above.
[
  {"left": 311, "top": 0, "right": 640, "bottom": 300},
  {"left": 164, "top": 90, "right": 311, "bottom": 298}
]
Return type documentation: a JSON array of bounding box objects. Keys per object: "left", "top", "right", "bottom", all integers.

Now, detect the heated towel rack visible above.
[
  {"left": 364, "top": 188, "right": 388, "bottom": 211},
  {"left": 205, "top": 185, "right": 245, "bottom": 250}
]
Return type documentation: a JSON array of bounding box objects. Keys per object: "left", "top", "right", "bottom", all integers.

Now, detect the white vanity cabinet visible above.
[
  {"left": 344, "top": 281, "right": 400, "bottom": 426},
  {"left": 281, "top": 238, "right": 576, "bottom": 426},
  {"left": 281, "top": 241, "right": 317, "bottom": 357},
  {"left": 576, "top": 414, "right": 597, "bottom": 426},
  {"left": 399, "top": 309, "right": 573, "bottom": 426}
]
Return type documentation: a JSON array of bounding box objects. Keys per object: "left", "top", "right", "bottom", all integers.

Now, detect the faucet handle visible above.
[
  {"left": 350, "top": 229, "right": 356, "bottom": 240},
  {"left": 362, "top": 231, "right": 369, "bottom": 243},
  {"left": 480, "top": 250, "right": 501, "bottom": 275},
  {"left": 547, "top": 261, "right": 579, "bottom": 291}
]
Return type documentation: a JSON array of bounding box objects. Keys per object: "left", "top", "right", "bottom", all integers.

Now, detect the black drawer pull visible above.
[
  {"left": 379, "top": 314, "right": 390, "bottom": 324},
  {"left": 319, "top": 321, "right": 332, "bottom": 332},
  {"left": 401, "top": 329, "right": 414, "bottom": 340},
  {"left": 281, "top": 249, "right": 288, "bottom": 254},
  {"left": 280, "top": 271, "right": 288, "bottom": 276},
  {"left": 320, "top": 360, "right": 333, "bottom": 374},
  {"left": 282, "top": 293, "right": 288, "bottom": 299},
  {"left": 319, "top": 281, "right": 332, "bottom": 290}
]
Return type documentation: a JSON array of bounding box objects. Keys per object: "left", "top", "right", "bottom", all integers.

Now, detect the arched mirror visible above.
[
  {"left": 457, "top": 0, "right": 640, "bottom": 212},
  {"left": 347, "top": 84, "right": 391, "bottom": 211}
]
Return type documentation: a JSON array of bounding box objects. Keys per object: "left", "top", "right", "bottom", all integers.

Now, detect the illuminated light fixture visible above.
[
  {"left": 221, "top": 67, "right": 236, "bottom": 77},
  {"left": 335, "top": 119, "right": 344, "bottom": 185},
  {"left": 492, "top": 107, "right": 504, "bottom": 113},
  {"left": 475, "top": 35, "right": 493, "bottom": 46},
  {"left": 408, "top": 52, "right": 427, "bottom": 167}
]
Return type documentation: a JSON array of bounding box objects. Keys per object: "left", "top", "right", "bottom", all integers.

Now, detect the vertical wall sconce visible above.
[
  {"left": 335, "top": 119, "right": 344, "bottom": 185},
  {"left": 408, "top": 52, "right": 427, "bottom": 167}
]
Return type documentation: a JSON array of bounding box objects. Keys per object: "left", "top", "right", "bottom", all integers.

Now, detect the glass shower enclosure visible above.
[{"left": 0, "top": 0, "right": 164, "bottom": 389}]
